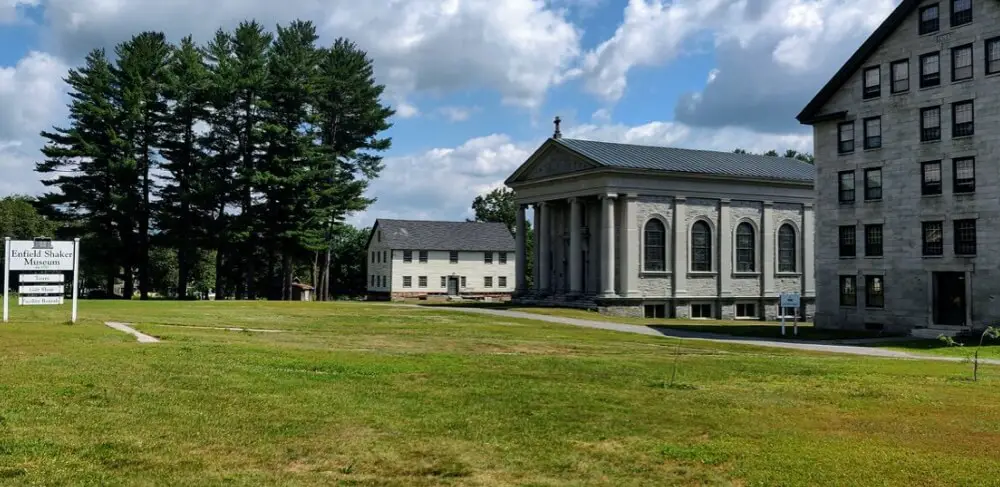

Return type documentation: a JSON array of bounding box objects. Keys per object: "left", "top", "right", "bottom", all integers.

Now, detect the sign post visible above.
[
  {"left": 3, "top": 237, "right": 80, "bottom": 323},
  {"left": 779, "top": 292, "right": 801, "bottom": 337}
]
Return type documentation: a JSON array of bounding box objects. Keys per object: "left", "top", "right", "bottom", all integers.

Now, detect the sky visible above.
[{"left": 0, "top": 0, "right": 899, "bottom": 228}]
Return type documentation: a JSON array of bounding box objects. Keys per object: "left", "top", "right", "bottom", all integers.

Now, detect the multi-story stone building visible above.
[
  {"left": 505, "top": 122, "right": 817, "bottom": 320},
  {"left": 798, "top": 0, "right": 1000, "bottom": 332},
  {"left": 365, "top": 219, "right": 516, "bottom": 300}
]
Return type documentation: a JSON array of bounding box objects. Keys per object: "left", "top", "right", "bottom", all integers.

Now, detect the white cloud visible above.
[
  {"left": 395, "top": 102, "right": 420, "bottom": 119},
  {"left": 0, "top": 51, "right": 69, "bottom": 142},
  {"left": 590, "top": 108, "right": 611, "bottom": 123},
  {"left": 0, "top": 0, "right": 38, "bottom": 23},
  {"left": 38, "top": 0, "right": 582, "bottom": 110},
  {"left": 438, "top": 105, "right": 478, "bottom": 122},
  {"left": 579, "top": 0, "right": 898, "bottom": 103}
]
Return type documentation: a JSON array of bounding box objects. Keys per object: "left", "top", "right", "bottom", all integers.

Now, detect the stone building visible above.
[
  {"left": 505, "top": 122, "right": 817, "bottom": 320},
  {"left": 798, "top": 0, "right": 1000, "bottom": 332},
  {"left": 365, "top": 219, "right": 516, "bottom": 300}
]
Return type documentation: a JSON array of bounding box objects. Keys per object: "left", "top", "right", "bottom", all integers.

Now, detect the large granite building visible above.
[
  {"left": 798, "top": 0, "right": 1000, "bottom": 332},
  {"left": 506, "top": 123, "right": 816, "bottom": 320}
]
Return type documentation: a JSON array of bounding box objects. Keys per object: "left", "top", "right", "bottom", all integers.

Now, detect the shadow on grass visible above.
[{"left": 645, "top": 324, "right": 895, "bottom": 342}]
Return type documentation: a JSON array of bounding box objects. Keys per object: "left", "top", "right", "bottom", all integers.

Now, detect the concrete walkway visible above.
[
  {"left": 105, "top": 322, "right": 160, "bottom": 343},
  {"left": 422, "top": 306, "right": 1000, "bottom": 366}
]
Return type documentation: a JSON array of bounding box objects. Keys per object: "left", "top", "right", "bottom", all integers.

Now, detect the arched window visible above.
[
  {"left": 644, "top": 219, "right": 666, "bottom": 271},
  {"left": 736, "top": 222, "right": 756, "bottom": 272},
  {"left": 778, "top": 224, "right": 797, "bottom": 273},
  {"left": 691, "top": 221, "right": 712, "bottom": 272}
]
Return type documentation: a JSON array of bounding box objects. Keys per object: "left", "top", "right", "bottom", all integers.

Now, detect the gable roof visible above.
[
  {"left": 508, "top": 137, "right": 815, "bottom": 184},
  {"left": 797, "top": 0, "right": 918, "bottom": 124},
  {"left": 369, "top": 219, "right": 515, "bottom": 251}
]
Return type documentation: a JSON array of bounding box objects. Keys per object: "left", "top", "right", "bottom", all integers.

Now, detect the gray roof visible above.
[
  {"left": 553, "top": 138, "right": 815, "bottom": 183},
  {"left": 373, "top": 219, "right": 515, "bottom": 251}
]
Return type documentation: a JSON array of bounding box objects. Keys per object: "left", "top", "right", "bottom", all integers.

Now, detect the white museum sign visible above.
[{"left": 3, "top": 238, "right": 81, "bottom": 323}]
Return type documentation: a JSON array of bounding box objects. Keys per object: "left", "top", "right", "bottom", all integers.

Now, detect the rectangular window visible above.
[
  {"left": 370, "top": 275, "right": 375, "bottom": 287},
  {"left": 953, "top": 157, "right": 975, "bottom": 193},
  {"left": 840, "top": 276, "right": 857, "bottom": 307},
  {"left": 865, "top": 224, "right": 883, "bottom": 257},
  {"left": 922, "top": 160, "right": 942, "bottom": 195},
  {"left": 736, "top": 303, "right": 757, "bottom": 319},
  {"left": 383, "top": 251, "right": 387, "bottom": 262},
  {"left": 498, "top": 276, "right": 507, "bottom": 288},
  {"left": 952, "top": 44, "right": 973, "bottom": 81},
  {"left": 919, "top": 4, "right": 940, "bottom": 34},
  {"left": 403, "top": 250, "right": 412, "bottom": 263},
  {"left": 418, "top": 276, "right": 427, "bottom": 288},
  {"left": 838, "top": 171, "right": 855, "bottom": 203},
  {"left": 864, "top": 168, "right": 882, "bottom": 201},
  {"left": 865, "top": 276, "right": 885, "bottom": 308},
  {"left": 951, "top": 0, "right": 972, "bottom": 26},
  {"left": 955, "top": 219, "right": 977, "bottom": 255},
  {"left": 419, "top": 251, "right": 428, "bottom": 263},
  {"left": 402, "top": 276, "right": 412, "bottom": 288},
  {"left": 460, "top": 276, "right": 467, "bottom": 288},
  {"left": 891, "top": 59, "right": 909, "bottom": 93},
  {"left": 863, "top": 66, "right": 881, "bottom": 99},
  {"left": 371, "top": 252, "right": 375, "bottom": 263},
  {"left": 484, "top": 276, "right": 493, "bottom": 288},
  {"left": 449, "top": 251, "right": 459, "bottom": 263},
  {"left": 952, "top": 100, "right": 974, "bottom": 137},
  {"left": 499, "top": 252, "right": 508, "bottom": 264},
  {"left": 921, "top": 106, "right": 941, "bottom": 141},
  {"left": 920, "top": 52, "right": 940, "bottom": 87},
  {"left": 988, "top": 37, "right": 1000, "bottom": 75},
  {"left": 484, "top": 252, "right": 493, "bottom": 264},
  {"left": 691, "top": 303, "right": 713, "bottom": 319},
  {"left": 837, "top": 122, "right": 855, "bottom": 154},
  {"left": 863, "top": 117, "right": 881, "bottom": 149},
  {"left": 645, "top": 304, "right": 667, "bottom": 319},
  {"left": 839, "top": 226, "right": 856, "bottom": 258},
  {"left": 441, "top": 276, "right": 446, "bottom": 287},
  {"left": 922, "top": 221, "right": 943, "bottom": 256}
]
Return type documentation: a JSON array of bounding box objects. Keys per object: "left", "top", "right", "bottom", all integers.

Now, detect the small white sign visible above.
[
  {"left": 780, "top": 292, "right": 801, "bottom": 308},
  {"left": 19, "top": 296, "right": 64, "bottom": 306},
  {"left": 19, "top": 274, "right": 65, "bottom": 283},
  {"left": 19, "top": 285, "right": 65, "bottom": 295},
  {"left": 8, "top": 240, "right": 76, "bottom": 271}
]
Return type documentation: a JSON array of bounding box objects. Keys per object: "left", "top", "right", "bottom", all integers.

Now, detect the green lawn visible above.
[{"left": 2, "top": 300, "right": 1000, "bottom": 486}]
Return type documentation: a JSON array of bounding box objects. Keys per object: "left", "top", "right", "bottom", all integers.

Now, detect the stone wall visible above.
[{"left": 811, "top": 0, "right": 1000, "bottom": 330}]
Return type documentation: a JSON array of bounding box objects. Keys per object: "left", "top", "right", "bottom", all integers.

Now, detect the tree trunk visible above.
[
  {"left": 214, "top": 248, "right": 225, "bottom": 301},
  {"left": 139, "top": 113, "right": 151, "bottom": 301},
  {"left": 281, "top": 251, "right": 292, "bottom": 301},
  {"left": 311, "top": 252, "right": 318, "bottom": 293},
  {"left": 324, "top": 246, "right": 332, "bottom": 301}
]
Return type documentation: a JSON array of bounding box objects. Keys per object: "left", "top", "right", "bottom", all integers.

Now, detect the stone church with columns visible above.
[{"left": 506, "top": 120, "right": 817, "bottom": 320}]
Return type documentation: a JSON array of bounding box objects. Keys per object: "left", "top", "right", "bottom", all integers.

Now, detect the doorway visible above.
[
  {"left": 447, "top": 277, "right": 460, "bottom": 296},
  {"left": 933, "top": 272, "right": 966, "bottom": 326}
]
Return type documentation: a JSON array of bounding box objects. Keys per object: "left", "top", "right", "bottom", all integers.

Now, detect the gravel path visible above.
[
  {"left": 105, "top": 322, "right": 160, "bottom": 343},
  {"left": 424, "top": 306, "right": 1000, "bottom": 366}
]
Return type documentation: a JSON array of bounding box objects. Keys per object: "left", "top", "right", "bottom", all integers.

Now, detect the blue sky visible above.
[{"left": 0, "top": 0, "right": 899, "bottom": 226}]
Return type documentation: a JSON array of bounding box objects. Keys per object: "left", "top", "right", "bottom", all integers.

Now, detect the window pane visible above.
[
  {"left": 923, "top": 162, "right": 941, "bottom": 182},
  {"left": 778, "top": 225, "right": 796, "bottom": 272},
  {"left": 923, "top": 108, "right": 940, "bottom": 128},
  {"left": 955, "top": 103, "right": 973, "bottom": 124},
  {"left": 736, "top": 223, "right": 755, "bottom": 272},
  {"left": 865, "top": 68, "right": 879, "bottom": 86},
  {"left": 839, "top": 172, "right": 854, "bottom": 189},
  {"left": 839, "top": 123, "right": 854, "bottom": 141},
  {"left": 644, "top": 220, "right": 666, "bottom": 271},
  {"left": 955, "top": 158, "right": 974, "bottom": 179},
  {"left": 691, "top": 222, "right": 712, "bottom": 271}
]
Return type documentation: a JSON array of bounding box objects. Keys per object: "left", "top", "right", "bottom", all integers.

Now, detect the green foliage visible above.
[
  {"left": 938, "top": 326, "right": 1000, "bottom": 381},
  {"left": 470, "top": 187, "right": 533, "bottom": 287},
  {"left": 33, "top": 22, "right": 393, "bottom": 301},
  {"left": 733, "top": 147, "right": 815, "bottom": 164},
  {"left": 0, "top": 195, "right": 56, "bottom": 240}
]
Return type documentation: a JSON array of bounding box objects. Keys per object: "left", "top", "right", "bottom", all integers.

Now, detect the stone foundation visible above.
[{"left": 390, "top": 291, "right": 513, "bottom": 301}]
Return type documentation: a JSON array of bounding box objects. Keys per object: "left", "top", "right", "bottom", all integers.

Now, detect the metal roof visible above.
[
  {"left": 553, "top": 138, "right": 815, "bottom": 183},
  {"left": 372, "top": 219, "right": 515, "bottom": 251}
]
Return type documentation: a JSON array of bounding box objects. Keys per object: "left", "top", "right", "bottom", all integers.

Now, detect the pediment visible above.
[{"left": 508, "top": 144, "right": 599, "bottom": 184}]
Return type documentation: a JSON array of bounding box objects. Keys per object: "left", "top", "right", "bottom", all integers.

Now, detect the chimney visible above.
[{"left": 553, "top": 116, "right": 562, "bottom": 139}]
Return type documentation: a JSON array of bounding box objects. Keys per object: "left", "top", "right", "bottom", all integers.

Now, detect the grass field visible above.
[{"left": 2, "top": 300, "right": 1000, "bottom": 486}]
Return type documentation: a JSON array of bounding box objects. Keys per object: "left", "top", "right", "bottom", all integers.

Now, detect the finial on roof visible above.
[{"left": 553, "top": 116, "right": 562, "bottom": 139}]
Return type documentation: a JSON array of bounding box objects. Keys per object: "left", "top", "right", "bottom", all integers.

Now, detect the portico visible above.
[{"left": 506, "top": 126, "right": 817, "bottom": 320}]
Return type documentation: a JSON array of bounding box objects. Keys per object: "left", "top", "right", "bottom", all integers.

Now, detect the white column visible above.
[
  {"left": 762, "top": 201, "right": 775, "bottom": 297},
  {"left": 619, "top": 193, "right": 639, "bottom": 297},
  {"left": 538, "top": 202, "right": 551, "bottom": 293},
  {"left": 803, "top": 203, "right": 815, "bottom": 298},
  {"left": 568, "top": 198, "right": 583, "bottom": 295},
  {"left": 673, "top": 196, "right": 687, "bottom": 297},
  {"left": 515, "top": 204, "right": 527, "bottom": 294},
  {"left": 587, "top": 199, "right": 601, "bottom": 294},
  {"left": 719, "top": 199, "right": 732, "bottom": 297},
  {"left": 600, "top": 194, "right": 617, "bottom": 297}
]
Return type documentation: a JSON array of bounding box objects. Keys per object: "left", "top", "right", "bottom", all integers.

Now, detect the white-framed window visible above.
[
  {"left": 402, "top": 276, "right": 412, "bottom": 288},
  {"left": 777, "top": 224, "right": 797, "bottom": 273},
  {"left": 440, "top": 276, "right": 446, "bottom": 287},
  {"left": 450, "top": 251, "right": 459, "bottom": 263},
  {"left": 484, "top": 276, "right": 493, "bottom": 288},
  {"left": 418, "top": 276, "right": 427, "bottom": 288},
  {"left": 499, "top": 252, "right": 508, "bottom": 264},
  {"left": 460, "top": 276, "right": 467, "bottom": 288},
  {"left": 735, "top": 222, "right": 756, "bottom": 273},
  {"left": 691, "top": 221, "right": 712, "bottom": 272},
  {"left": 691, "top": 303, "right": 713, "bottom": 319},
  {"left": 735, "top": 303, "right": 757, "bottom": 319},
  {"left": 643, "top": 218, "right": 667, "bottom": 272},
  {"left": 484, "top": 252, "right": 493, "bottom": 264},
  {"left": 498, "top": 276, "right": 507, "bottom": 288},
  {"left": 403, "top": 250, "right": 413, "bottom": 263},
  {"left": 419, "top": 251, "right": 428, "bottom": 263}
]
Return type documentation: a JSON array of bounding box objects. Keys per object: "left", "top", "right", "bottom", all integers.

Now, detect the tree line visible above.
[{"left": 33, "top": 21, "right": 393, "bottom": 300}]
